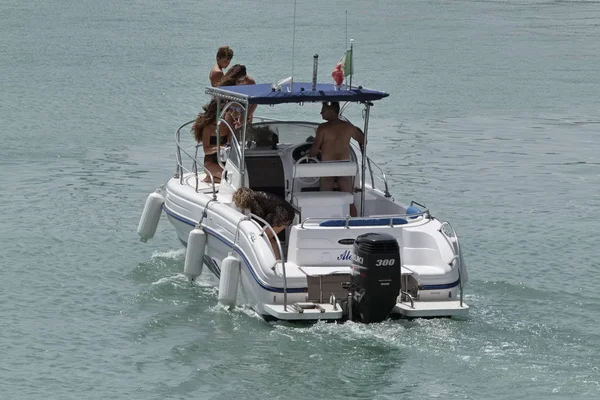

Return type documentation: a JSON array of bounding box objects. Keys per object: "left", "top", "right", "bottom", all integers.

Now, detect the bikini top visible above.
[{"left": 209, "top": 134, "right": 229, "bottom": 145}]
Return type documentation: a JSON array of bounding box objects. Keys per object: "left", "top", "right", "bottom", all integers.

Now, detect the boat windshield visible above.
[{"left": 234, "top": 121, "right": 319, "bottom": 148}]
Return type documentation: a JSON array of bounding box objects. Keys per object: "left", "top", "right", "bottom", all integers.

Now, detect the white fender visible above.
[
  {"left": 137, "top": 188, "right": 165, "bottom": 242},
  {"left": 184, "top": 226, "right": 207, "bottom": 281},
  {"left": 218, "top": 253, "right": 240, "bottom": 307}
]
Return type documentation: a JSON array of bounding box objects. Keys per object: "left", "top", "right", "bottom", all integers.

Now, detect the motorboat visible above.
[{"left": 137, "top": 77, "right": 469, "bottom": 322}]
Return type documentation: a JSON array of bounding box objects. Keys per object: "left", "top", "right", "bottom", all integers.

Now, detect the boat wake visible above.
[{"left": 150, "top": 248, "right": 185, "bottom": 260}]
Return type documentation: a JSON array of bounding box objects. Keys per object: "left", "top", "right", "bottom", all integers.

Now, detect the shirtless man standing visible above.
[
  {"left": 209, "top": 46, "right": 234, "bottom": 87},
  {"left": 310, "top": 101, "right": 364, "bottom": 217}
]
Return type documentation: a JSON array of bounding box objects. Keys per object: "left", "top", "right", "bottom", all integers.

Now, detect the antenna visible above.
[
  {"left": 312, "top": 54, "right": 318, "bottom": 90},
  {"left": 291, "top": 0, "right": 297, "bottom": 92},
  {"left": 349, "top": 38, "right": 354, "bottom": 88},
  {"left": 345, "top": 11, "right": 348, "bottom": 50}
]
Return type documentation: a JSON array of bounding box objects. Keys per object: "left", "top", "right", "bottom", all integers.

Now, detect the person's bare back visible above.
[
  {"left": 209, "top": 64, "right": 225, "bottom": 87},
  {"left": 310, "top": 102, "right": 364, "bottom": 161},
  {"left": 310, "top": 102, "right": 364, "bottom": 216},
  {"left": 313, "top": 119, "right": 361, "bottom": 161}
]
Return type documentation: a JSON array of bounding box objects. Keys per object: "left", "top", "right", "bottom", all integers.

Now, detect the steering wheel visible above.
[
  {"left": 294, "top": 155, "right": 321, "bottom": 185},
  {"left": 292, "top": 143, "right": 312, "bottom": 161}
]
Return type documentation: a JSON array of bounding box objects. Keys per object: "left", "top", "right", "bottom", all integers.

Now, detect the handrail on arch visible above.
[
  {"left": 175, "top": 120, "right": 218, "bottom": 199},
  {"left": 175, "top": 105, "right": 243, "bottom": 199}
]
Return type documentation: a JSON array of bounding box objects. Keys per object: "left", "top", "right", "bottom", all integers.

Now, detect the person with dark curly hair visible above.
[
  {"left": 217, "top": 64, "right": 247, "bottom": 87},
  {"left": 216, "top": 64, "right": 257, "bottom": 127},
  {"left": 232, "top": 187, "right": 295, "bottom": 260}
]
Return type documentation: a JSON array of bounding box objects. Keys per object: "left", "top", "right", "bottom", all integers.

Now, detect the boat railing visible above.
[
  {"left": 175, "top": 120, "right": 218, "bottom": 198},
  {"left": 251, "top": 116, "right": 320, "bottom": 129},
  {"left": 174, "top": 115, "right": 299, "bottom": 199},
  {"left": 252, "top": 116, "right": 280, "bottom": 123},
  {"left": 299, "top": 208, "right": 431, "bottom": 229},
  {"left": 366, "top": 156, "right": 392, "bottom": 198},
  {"left": 176, "top": 114, "right": 391, "bottom": 204},
  {"left": 175, "top": 114, "right": 244, "bottom": 199},
  {"left": 439, "top": 221, "right": 464, "bottom": 307},
  {"left": 233, "top": 212, "right": 289, "bottom": 311},
  {"left": 240, "top": 118, "right": 391, "bottom": 200},
  {"left": 216, "top": 100, "right": 246, "bottom": 159}
]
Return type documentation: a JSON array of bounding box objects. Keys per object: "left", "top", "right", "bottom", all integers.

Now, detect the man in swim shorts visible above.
[{"left": 310, "top": 101, "right": 364, "bottom": 217}]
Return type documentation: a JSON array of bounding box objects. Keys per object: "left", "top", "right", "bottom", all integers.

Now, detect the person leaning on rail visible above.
[{"left": 232, "top": 187, "right": 295, "bottom": 261}]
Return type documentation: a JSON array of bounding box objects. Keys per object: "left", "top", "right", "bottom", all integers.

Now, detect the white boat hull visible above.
[
  {"left": 160, "top": 172, "right": 468, "bottom": 320},
  {"left": 142, "top": 117, "right": 470, "bottom": 321}
]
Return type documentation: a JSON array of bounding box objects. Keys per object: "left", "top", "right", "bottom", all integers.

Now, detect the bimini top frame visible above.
[
  {"left": 205, "top": 82, "right": 389, "bottom": 105},
  {"left": 206, "top": 82, "right": 389, "bottom": 216}
]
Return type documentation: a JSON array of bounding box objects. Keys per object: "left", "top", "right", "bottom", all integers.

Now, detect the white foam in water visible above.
[
  {"left": 206, "top": 303, "right": 263, "bottom": 320},
  {"left": 191, "top": 271, "right": 218, "bottom": 288},
  {"left": 267, "top": 319, "right": 410, "bottom": 350},
  {"left": 151, "top": 272, "right": 218, "bottom": 292},
  {"left": 235, "top": 304, "right": 263, "bottom": 320},
  {"left": 151, "top": 276, "right": 177, "bottom": 286},
  {"left": 150, "top": 248, "right": 185, "bottom": 260},
  {"left": 150, "top": 274, "right": 189, "bottom": 286},
  {"left": 207, "top": 303, "right": 232, "bottom": 314}
]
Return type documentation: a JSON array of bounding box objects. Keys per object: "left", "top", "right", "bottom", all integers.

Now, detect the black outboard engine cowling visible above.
[{"left": 351, "top": 233, "right": 401, "bottom": 323}]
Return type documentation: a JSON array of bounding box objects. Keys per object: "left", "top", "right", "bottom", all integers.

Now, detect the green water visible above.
[{"left": 2, "top": 0, "right": 599, "bottom": 398}]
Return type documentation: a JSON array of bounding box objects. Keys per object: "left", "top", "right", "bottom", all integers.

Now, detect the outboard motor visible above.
[{"left": 350, "top": 233, "right": 401, "bottom": 323}]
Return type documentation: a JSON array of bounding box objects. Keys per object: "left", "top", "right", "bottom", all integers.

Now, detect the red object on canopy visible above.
[{"left": 332, "top": 63, "right": 344, "bottom": 85}]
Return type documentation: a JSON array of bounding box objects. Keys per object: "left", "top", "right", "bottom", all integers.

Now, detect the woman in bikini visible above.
[
  {"left": 191, "top": 100, "right": 232, "bottom": 183},
  {"left": 191, "top": 65, "right": 257, "bottom": 183}
]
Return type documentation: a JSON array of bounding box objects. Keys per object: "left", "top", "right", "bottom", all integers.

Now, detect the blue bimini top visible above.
[{"left": 205, "top": 82, "right": 389, "bottom": 105}]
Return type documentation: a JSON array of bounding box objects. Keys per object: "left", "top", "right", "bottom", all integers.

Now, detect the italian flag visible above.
[
  {"left": 339, "top": 49, "right": 353, "bottom": 77},
  {"left": 332, "top": 49, "right": 353, "bottom": 85}
]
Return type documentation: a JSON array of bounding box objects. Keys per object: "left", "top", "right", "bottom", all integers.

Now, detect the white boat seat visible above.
[
  {"left": 292, "top": 191, "right": 353, "bottom": 219},
  {"left": 293, "top": 191, "right": 353, "bottom": 207},
  {"left": 294, "top": 160, "right": 358, "bottom": 178}
]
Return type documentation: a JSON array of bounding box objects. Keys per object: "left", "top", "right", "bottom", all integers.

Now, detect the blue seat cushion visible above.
[{"left": 319, "top": 218, "right": 408, "bottom": 227}]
